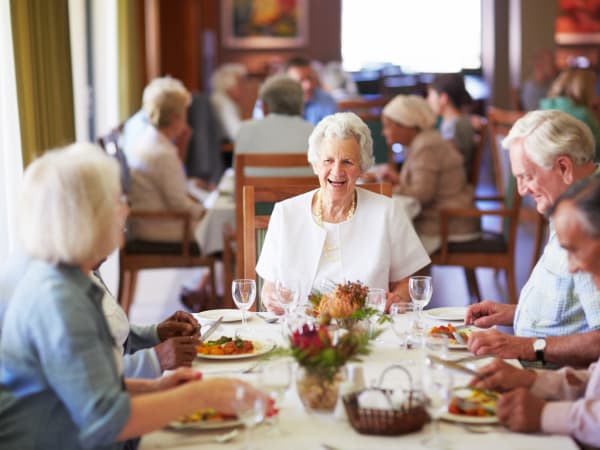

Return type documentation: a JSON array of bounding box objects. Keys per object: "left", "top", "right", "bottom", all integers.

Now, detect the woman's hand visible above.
[
  {"left": 194, "top": 378, "right": 275, "bottom": 417},
  {"left": 387, "top": 279, "right": 410, "bottom": 312},
  {"left": 153, "top": 368, "right": 202, "bottom": 391},
  {"left": 261, "top": 280, "right": 284, "bottom": 315}
]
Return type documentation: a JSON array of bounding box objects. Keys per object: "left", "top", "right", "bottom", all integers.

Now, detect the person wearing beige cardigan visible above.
[{"left": 377, "top": 95, "right": 480, "bottom": 254}]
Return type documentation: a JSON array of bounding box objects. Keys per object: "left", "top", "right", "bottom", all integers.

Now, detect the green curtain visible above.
[
  {"left": 117, "top": 0, "right": 145, "bottom": 122},
  {"left": 10, "top": 0, "right": 75, "bottom": 167}
]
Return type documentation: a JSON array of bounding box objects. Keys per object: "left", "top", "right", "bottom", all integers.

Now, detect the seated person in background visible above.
[
  {"left": 0, "top": 251, "right": 201, "bottom": 379},
  {"left": 210, "top": 63, "right": 247, "bottom": 142},
  {"left": 465, "top": 110, "right": 600, "bottom": 367},
  {"left": 426, "top": 73, "right": 476, "bottom": 177},
  {"left": 0, "top": 143, "right": 270, "bottom": 449},
  {"left": 377, "top": 95, "right": 480, "bottom": 255},
  {"left": 540, "top": 66, "right": 600, "bottom": 160},
  {"left": 257, "top": 112, "right": 431, "bottom": 314},
  {"left": 470, "top": 174, "right": 600, "bottom": 447},
  {"left": 235, "top": 74, "right": 314, "bottom": 177},
  {"left": 127, "top": 77, "right": 211, "bottom": 312},
  {"left": 320, "top": 61, "right": 361, "bottom": 101},
  {"left": 520, "top": 48, "right": 558, "bottom": 111}
]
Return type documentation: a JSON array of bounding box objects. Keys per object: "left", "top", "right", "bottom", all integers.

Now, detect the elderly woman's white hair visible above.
[
  {"left": 307, "top": 112, "right": 374, "bottom": 171},
  {"left": 503, "top": 109, "right": 595, "bottom": 169},
  {"left": 211, "top": 63, "right": 247, "bottom": 94},
  {"left": 382, "top": 95, "right": 436, "bottom": 130},
  {"left": 142, "top": 76, "right": 191, "bottom": 128},
  {"left": 18, "top": 143, "right": 123, "bottom": 266}
]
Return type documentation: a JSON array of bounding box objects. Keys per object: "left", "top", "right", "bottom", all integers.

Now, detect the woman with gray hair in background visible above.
[
  {"left": 210, "top": 63, "right": 247, "bottom": 141},
  {"left": 0, "top": 144, "right": 270, "bottom": 449},
  {"left": 378, "top": 95, "right": 479, "bottom": 254},
  {"left": 257, "top": 112, "right": 430, "bottom": 314}
]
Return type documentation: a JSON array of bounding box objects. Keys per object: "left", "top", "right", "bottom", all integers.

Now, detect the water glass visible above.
[
  {"left": 409, "top": 276, "right": 433, "bottom": 330},
  {"left": 258, "top": 360, "right": 292, "bottom": 434},
  {"left": 389, "top": 302, "right": 416, "bottom": 349},
  {"left": 232, "top": 279, "right": 256, "bottom": 335},
  {"left": 275, "top": 280, "right": 300, "bottom": 316},
  {"left": 233, "top": 384, "right": 267, "bottom": 450},
  {"left": 422, "top": 363, "right": 454, "bottom": 448},
  {"left": 424, "top": 334, "right": 449, "bottom": 359}
]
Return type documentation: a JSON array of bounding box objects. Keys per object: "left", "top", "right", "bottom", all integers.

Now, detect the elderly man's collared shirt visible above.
[{"left": 514, "top": 225, "right": 600, "bottom": 337}]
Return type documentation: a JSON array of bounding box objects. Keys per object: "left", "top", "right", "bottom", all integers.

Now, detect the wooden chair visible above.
[
  {"left": 487, "top": 106, "right": 548, "bottom": 274},
  {"left": 241, "top": 183, "right": 392, "bottom": 310},
  {"left": 468, "top": 115, "right": 488, "bottom": 188},
  {"left": 97, "top": 129, "right": 217, "bottom": 316}
]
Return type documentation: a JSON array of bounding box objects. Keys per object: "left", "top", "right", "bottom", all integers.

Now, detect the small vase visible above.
[{"left": 296, "top": 366, "right": 345, "bottom": 413}]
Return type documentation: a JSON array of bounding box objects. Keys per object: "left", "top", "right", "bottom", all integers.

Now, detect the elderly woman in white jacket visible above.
[{"left": 257, "top": 112, "right": 431, "bottom": 314}]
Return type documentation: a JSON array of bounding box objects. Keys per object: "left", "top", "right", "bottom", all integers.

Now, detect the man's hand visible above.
[
  {"left": 157, "top": 311, "right": 201, "bottom": 341},
  {"left": 465, "top": 300, "right": 516, "bottom": 327},
  {"left": 468, "top": 329, "right": 535, "bottom": 360},
  {"left": 155, "top": 336, "right": 199, "bottom": 370},
  {"left": 469, "top": 358, "right": 537, "bottom": 392},
  {"left": 497, "top": 388, "right": 545, "bottom": 432}
]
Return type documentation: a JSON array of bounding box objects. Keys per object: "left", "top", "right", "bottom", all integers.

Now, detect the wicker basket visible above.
[{"left": 342, "top": 365, "right": 429, "bottom": 436}]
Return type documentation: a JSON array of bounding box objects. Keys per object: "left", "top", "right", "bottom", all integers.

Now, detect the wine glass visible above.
[
  {"left": 366, "top": 288, "right": 386, "bottom": 340},
  {"left": 258, "top": 360, "right": 292, "bottom": 435},
  {"left": 389, "top": 302, "right": 416, "bottom": 349},
  {"left": 422, "top": 362, "right": 454, "bottom": 448},
  {"left": 232, "top": 279, "right": 256, "bottom": 336},
  {"left": 275, "top": 280, "right": 300, "bottom": 317},
  {"left": 233, "top": 384, "right": 267, "bottom": 450},
  {"left": 408, "top": 276, "right": 433, "bottom": 333}
]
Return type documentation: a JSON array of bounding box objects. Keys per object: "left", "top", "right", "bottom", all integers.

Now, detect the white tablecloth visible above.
[{"left": 140, "top": 316, "right": 578, "bottom": 450}]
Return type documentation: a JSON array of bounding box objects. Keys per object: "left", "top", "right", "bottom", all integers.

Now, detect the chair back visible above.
[
  {"left": 469, "top": 116, "right": 487, "bottom": 188},
  {"left": 234, "top": 153, "right": 317, "bottom": 278},
  {"left": 97, "top": 125, "right": 130, "bottom": 194},
  {"left": 242, "top": 183, "right": 391, "bottom": 309}
]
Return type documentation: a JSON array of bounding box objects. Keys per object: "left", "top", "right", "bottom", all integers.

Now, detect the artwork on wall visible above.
[
  {"left": 221, "top": 0, "right": 308, "bottom": 49},
  {"left": 556, "top": 0, "right": 600, "bottom": 44}
]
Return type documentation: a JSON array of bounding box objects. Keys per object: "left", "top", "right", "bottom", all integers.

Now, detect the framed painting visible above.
[
  {"left": 221, "top": 0, "right": 308, "bottom": 49},
  {"left": 556, "top": 0, "right": 600, "bottom": 44}
]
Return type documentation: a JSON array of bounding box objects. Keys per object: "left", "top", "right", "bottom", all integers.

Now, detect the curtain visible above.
[{"left": 10, "top": 0, "right": 75, "bottom": 167}]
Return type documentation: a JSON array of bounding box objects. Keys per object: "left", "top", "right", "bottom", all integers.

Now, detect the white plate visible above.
[
  {"left": 424, "top": 307, "right": 468, "bottom": 322},
  {"left": 196, "top": 338, "right": 276, "bottom": 360},
  {"left": 428, "top": 327, "right": 473, "bottom": 350},
  {"left": 195, "top": 309, "right": 245, "bottom": 323},
  {"left": 441, "top": 412, "right": 498, "bottom": 424},
  {"left": 169, "top": 417, "right": 242, "bottom": 430}
]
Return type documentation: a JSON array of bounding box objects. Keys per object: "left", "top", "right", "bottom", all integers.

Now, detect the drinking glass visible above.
[
  {"left": 232, "top": 279, "right": 256, "bottom": 336},
  {"left": 422, "top": 363, "right": 454, "bottom": 448},
  {"left": 233, "top": 384, "right": 267, "bottom": 450},
  {"left": 389, "top": 302, "right": 416, "bottom": 349},
  {"left": 258, "top": 360, "right": 292, "bottom": 434},
  {"left": 275, "top": 280, "right": 300, "bottom": 317},
  {"left": 409, "top": 276, "right": 433, "bottom": 332},
  {"left": 424, "top": 334, "right": 449, "bottom": 359}
]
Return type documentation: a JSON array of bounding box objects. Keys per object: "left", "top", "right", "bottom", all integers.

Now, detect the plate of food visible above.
[
  {"left": 196, "top": 336, "right": 276, "bottom": 360},
  {"left": 169, "top": 408, "right": 242, "bottom": 430},
  {"left": 424, "top": 306, "right": 467, "bottom": 322},
  {"left": 195, "top": 309, "right": 245, "bottom": 323},
  {"left": 429, "top": 323, "right": 473, "bottom": 349},
  {"left": 442, "top": 387, "right": 499, "bottom": 424}
]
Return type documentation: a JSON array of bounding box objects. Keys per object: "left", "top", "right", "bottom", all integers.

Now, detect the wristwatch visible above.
[{"left": 533, "top": 338, "right": 546, "bottom": 363}]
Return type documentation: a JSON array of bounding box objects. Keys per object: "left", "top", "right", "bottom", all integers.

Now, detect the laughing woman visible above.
[{"left": 257, "top": 112, "right": 430, "bottom": 314}]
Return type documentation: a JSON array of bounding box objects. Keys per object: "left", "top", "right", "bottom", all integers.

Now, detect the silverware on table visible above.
[
  {"left": 199, "top": 316, "right": 224, "bottom": 343},
  {"left": 428, "top": 355, "right": 485, "bottom": 379}
]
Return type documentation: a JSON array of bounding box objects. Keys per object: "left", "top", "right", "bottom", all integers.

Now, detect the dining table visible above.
[{"left": 140, "top": 309, "right": 579, "bottom": 450}]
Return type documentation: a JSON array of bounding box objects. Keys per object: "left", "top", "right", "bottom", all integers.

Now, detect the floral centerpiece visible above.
[
  {"left": 289, "top": 322, "right": 374, "bottom": 412},
  {"left": 308, "top": 280, "right": 381, "bottom": 329}
]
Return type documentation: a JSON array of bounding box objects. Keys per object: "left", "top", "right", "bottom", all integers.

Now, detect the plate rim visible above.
[
  {"left": 195, "top": 338, "right": 276, "bottom": 360},
  {"left": 424, "top": 306, "right": 468, "bottom": 321},
  {"left": 168, "top": 417, "right": 242, "bottom": 430},
  {"left": 441, "top": 412, "right": 499, "bottom": 424},
  {"left": 195, "top": 308, "right": 245, "bottom": 323}
]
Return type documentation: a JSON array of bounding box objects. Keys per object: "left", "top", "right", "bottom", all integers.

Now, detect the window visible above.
[{"left": 341, "top": 0, "right": 481, "bottom": 73}]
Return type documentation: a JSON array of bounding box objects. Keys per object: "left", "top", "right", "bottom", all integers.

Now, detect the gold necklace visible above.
[{"left": 313, "top": 189, "right": 356, "bottom": 227}]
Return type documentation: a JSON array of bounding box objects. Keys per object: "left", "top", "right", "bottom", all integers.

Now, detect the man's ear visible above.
[{"left": 556, "top": 156, "right": 574, "bottom": 184}]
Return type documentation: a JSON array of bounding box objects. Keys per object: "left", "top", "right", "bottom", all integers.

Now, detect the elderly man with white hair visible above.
[
  {"left": 465, "top": 109, "right": 600, "bottom": 367},
  {"left": 377, "top": 94, "right": 479, "bottom": 254}
]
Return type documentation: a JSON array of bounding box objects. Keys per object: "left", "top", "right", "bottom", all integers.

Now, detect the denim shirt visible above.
[
  {"left": 0, "top": 260, "right": 130, "bottom": 450},
  {"left": 304, "top": 88, "right": 337, "bottom": 125}
]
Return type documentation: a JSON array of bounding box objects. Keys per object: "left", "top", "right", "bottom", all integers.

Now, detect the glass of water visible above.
[
  {"left": 258, "top": 359, "right": 292, "bottom": 435},
  {"left": 389, "top": 302, "right": 416, "bottom": 349},
  {"left": 422, "top": 362, "right": 454, "bottom": 448},
  {"left": 409, "top": 276, "right": 433, "bottom": 331},
  {"left": 233, "top": 384, "right": 267, "bottom": 450},
  {"left": 232, "top": 279, "right": 256, "bottom": 336}
]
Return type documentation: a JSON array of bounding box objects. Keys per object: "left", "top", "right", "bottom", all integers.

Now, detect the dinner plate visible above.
[
  {"left": 195, "top": 309, "right": 246, "bottom": 323},
  {"left": 428, "top": 326, "right": 473, "bottom": 350},
  {"left": 168, "top": 417, "right": 242, "bottom": 430},
  {"left": 424, "top": 306, "right": 468, "bottom": 322},
  {"left": 196, "top": 338, "right": 276, "bottom": 360},
  {"left": 441, "top": 412, "right": 499, "bottom": 424}
]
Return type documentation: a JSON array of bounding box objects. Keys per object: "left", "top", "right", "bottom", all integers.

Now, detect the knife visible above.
[
  {"left": 199, "top": 316, "right": 224, "bottom": 343},
  {"left": 428, "top": 355, "right": 486, "bottom": 379}
]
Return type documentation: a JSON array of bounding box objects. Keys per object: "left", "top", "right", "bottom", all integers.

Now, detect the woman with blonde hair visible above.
[
  {"left": 541, "top": 67, "right": 600, "bottom": 160},
  {"left": 0, "top": 143, "right": 269, "bottom": 449}
]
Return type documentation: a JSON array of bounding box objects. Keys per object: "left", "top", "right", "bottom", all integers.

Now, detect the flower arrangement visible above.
[{"left": 308, "top": 280, "right": 381, "bottom": 328}]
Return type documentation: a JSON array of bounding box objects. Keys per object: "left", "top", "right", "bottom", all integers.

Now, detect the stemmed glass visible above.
[
  {"left": 233, "top": 384, "right": 267, "bottom": 450},
  {"left": 232, "top": 279, "right": 256, "bottom": 337},
  {"left": 389, "top": 302, "right": 416, "bottom": 349},
  {"left": 408, "top": 276, "right": 433, "bottom": 334},
  {"left": 422, "top": 362, "right": 454, "bottom": 448},
  {"left": 366, "top": 288, "right": 387, "bottom": 340},
  {"left": 258, "top": 360, "right": 292, "bottom": 435}
]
